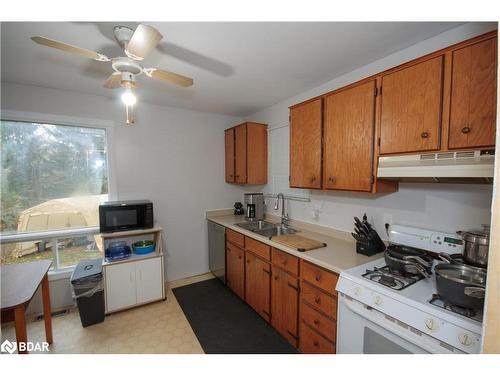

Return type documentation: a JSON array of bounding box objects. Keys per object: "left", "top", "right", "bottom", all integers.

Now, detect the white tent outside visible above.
[{"left": 14, "top": 194, "right": 107, "bottom": 257}]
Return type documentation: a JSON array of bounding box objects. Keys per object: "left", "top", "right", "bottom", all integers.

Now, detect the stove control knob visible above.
[
  {"left": 373, "top": 295, "right": 383, "bottom": 305},
  {"left": 459, "top": 333, "right": 472, "bottom": 347},
  {"left": 424, "top": 318, "right": 439, "bottom": 332},
  {"left": 354, "top": 287, "right": 362, "bottom": 296}
]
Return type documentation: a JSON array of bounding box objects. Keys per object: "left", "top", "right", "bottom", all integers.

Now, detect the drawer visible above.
[
  {"left": 226, "top": 241, "right": 244, "bottom": 254},
  {"left": 301, "top": 281, "right": 337, "bottom": 319},
  {"left": 300, "top": 302, "right": 336, "bottom": 342},
  {"left": 245, "top": 236, "right": 271, "bottom": 261},
  {"left": 301, "top": 261, "right": 339, "bottom": 295},
  {"left": 299, "top": 322, "right": 336, "bottom": 354},
  {"left": 272, "top": 247, "right": 299, "bottom": 276},
  {"left": 226, "top": 228, "right": 244, "bottom": 248}
]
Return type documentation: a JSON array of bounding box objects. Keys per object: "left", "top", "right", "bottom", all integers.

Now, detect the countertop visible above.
[{"left": 206, "top": 210, "right": 382, "bottom": 274}]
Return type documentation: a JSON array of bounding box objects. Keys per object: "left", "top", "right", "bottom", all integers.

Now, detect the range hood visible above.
[{"left": 377, "top": 149, "right": 495, "bottom": 183}]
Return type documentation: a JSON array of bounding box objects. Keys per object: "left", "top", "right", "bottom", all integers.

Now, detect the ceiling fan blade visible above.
[
  {"left": 103, "top": 73, "right": 122, "bottom": 89},
  {"left": 31, "top": 36, "right": 110, "bottom": 62},
  {"left": 124, "top": 24, "right": 163, "bottom": 60},
  {"left": 146, "top": 68, "right": 193, "bottom": 87}
]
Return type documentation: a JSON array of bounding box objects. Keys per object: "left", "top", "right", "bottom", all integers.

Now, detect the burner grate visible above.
[
  {"left": 362, "top": 265, "right": 424, "bottom": 290},
  {"left": 429, "top": 294, "right": 483, "bottom": 323}
]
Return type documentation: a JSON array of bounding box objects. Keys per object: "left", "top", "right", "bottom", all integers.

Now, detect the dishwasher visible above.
[{"left": 208, "top": 221, "right": 226, "bottom": 283}]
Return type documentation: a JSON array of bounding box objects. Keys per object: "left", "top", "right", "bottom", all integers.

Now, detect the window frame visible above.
[{"left": 0, "top": 110, "right": 117, "bottom": 274}]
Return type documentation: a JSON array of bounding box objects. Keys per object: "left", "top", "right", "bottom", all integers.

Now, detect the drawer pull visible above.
[
  {"left": 421, "top": 132, "right": 429, "bottom": 139},
  {"left": 314, "top": 297, "right": 321, "bottom": 304},
  {"left": 313, "top": 319, "right": 319, "bottom": 326},
  {"left": 313, "top": 341, "right": 319, "bottom": 347},
  {"left": 462, "top": 126, "right": 471, "bottom": 134},
  {"left": 315, "top": 274, "right": 321, "bottom": 282}
]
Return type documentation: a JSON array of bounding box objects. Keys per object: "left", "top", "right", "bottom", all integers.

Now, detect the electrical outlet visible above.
[{"left": 383, "top": 214, "right": 393, "bottom": 226}]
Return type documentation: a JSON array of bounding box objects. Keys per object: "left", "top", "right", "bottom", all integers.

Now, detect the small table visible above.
[{"left": 1, "top": 260, "right": 53, "bottom": 354}]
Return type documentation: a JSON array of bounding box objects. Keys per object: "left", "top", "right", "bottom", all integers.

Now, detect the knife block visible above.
[{"left": 356, "top": 239, "right": 385, "bottom": 256}]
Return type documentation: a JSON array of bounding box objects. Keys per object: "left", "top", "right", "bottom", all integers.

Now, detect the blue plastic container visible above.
[
  {"left": 105, "top": 241, "right": 131, "bottom": 262},
  {"left": 132, "top": 240, "right": 156, "bottom": 255}
]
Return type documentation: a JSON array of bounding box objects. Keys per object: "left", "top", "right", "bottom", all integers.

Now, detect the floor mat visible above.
[{"left": 172, "top": 278, "right": 298, "bottom": 354}]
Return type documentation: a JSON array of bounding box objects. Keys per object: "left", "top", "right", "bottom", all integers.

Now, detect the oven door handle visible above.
[{"left": 339, "top": 295, "right": 460, "bottom": 354}]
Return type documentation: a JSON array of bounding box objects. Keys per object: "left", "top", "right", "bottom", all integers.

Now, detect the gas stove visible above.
[{"left": 336, "top": 225, "right": 483, "bottom": 354}]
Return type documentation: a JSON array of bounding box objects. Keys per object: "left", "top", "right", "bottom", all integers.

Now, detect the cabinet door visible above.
[
  {"left": 226, "top": 243, "right": 245, "bottom": 299},
  {"left": 290, "top": 99, "right": 323, "bottom": 189},
  {"left": 105, "top": 262, "right": 136, "bottom": 312},
  {"left": 323, "top": 81, "right": 376, "bottom": 191},
  {"left": 225, "top": 128, "right": 235, "bottom": 182},
  {"left": 246, "top": 123, "right": 268, "bottom": 184},
  {"left": 135, "top": 257, "right": 163, "bottom": 305},
  {"left": 380, "top": 56, "right": 443, "bottom": 154},
  {"left": 449, "top": 37, "right": 497, "bottom": 149},
  {"left": 245, "top": 251, "right": 271, "bottom": 322},
  {"left": 271, "top": 266, "right": 299, "bottom": 346},
  {"left": 234, "top": 124, "right": 247, "bottom": 184}
]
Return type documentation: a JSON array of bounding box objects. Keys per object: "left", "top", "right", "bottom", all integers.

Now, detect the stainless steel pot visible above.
[
  {"left": 434, "top": 263, "right": 487, "bottom": 310},
  {"left": 457, "top": 225, "right": 490, "bottom": 268}
]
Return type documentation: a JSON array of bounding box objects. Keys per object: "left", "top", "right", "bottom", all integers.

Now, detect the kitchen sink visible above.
[
  {"left": 235, "top": 221, "right": 299, "bottom": 238},
  {"left": 235, "top": 221, "right": 276, "bottom": 231},
  {"left": 253, "top": 225, "right": 298, "bottom": 238}
]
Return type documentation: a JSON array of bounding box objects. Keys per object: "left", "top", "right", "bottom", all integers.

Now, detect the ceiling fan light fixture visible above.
[{"left": 121, "top": 88, "right": 137, "bottom": 106}]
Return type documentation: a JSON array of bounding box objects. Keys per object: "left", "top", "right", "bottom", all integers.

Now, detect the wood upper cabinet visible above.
[
  {"left": 245, "top": 251, "right": 271, "bottom": 322},
  {"left": 323, "top": 80, "right": 376, "bottom": 191},
  {"left": 226, "top": 242, "right": 245, "bottom": 300},
  {"left": 448, "top": 37, "right": 497, "bottom": 149},
  {"left": 290, "top": 98, "right": 323, "bottom": 189},
  {"left": 225, "top": 122, "right": 267, "bottom": 185},
  {"left": 234, "top": 124, "right": 247, "bottom": 183},
  {"left": 271, "top": 266, "right": 299, "bottom": 346},
  {"left": 224, "top": 128, "right": 235, "bottom": 182},
  {"left": 379, "top": 56, "right": 444, "bottom": 155}
]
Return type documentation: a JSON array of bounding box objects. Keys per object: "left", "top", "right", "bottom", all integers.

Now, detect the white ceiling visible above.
[{"left": 1, "top": 22, "right": 463, "bottom": 116}]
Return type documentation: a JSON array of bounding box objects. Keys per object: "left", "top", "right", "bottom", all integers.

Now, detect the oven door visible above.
[{"left": 336, "top": 294, "right": 460, "bottom": 354}]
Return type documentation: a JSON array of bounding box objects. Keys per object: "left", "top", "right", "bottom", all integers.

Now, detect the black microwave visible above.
[{"left": 99, "top": 200, "right": 154, "bottom": 233}]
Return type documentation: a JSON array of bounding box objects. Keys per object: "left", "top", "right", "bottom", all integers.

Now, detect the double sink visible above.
[{"left": 235, "top": 220, "right": 299, "bottom": 238}]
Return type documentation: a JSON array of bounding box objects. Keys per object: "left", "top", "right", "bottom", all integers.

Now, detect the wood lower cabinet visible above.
[
  {"left": 224, "top": 231, "right": 340, "bottom": 354},
  {"left": 379, "top": 56, "right": 444, "bottom": 155},
  {"left": 224, "top": 122, "right": 267, "bottom": 185},
  {"left": 323, "top": 80, "right": 376, "bottom": 191},
  {"left": 271, "top": 265, "right": 299, "bottom": 346},
  {"left": 448, "top": 37, "right": 497, "bottom": 149},
  {"left": 226, "top": 242, "right": 245, "bottom": 299},
  {"left": 299, "top": 260, "right": 338, "bottom": 354},
  {"left": 245, "top": 251, "right": 271, "bottom": 322},
  {"left": 290, "top": 98, "right": 323, "bottom": 189}
]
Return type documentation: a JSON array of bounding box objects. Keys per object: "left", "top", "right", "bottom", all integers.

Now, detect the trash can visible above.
[{"left": 71, "top": 259, "right": 105, "bottom": 327}]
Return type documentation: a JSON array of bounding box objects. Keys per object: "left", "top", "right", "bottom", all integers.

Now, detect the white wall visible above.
[
  {"left": 2, "top": 81, "right": 249, "bottom": 311},
  {"left": 247, "top": 22, "right": 496, "bottom": 238}
]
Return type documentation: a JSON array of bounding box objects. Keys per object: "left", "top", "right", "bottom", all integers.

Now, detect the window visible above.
[{"left": 1, "top": 119, "right": 111, "bottom": 269}]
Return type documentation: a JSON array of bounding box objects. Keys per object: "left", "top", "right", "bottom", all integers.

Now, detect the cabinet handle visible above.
[
  {"left": 421, "top": 132, "right": 429, "bottom": 139},
  {"left": 246, "top": 259, "right": 250, "bottom": 264},
  {"left": 313, "top": 319, "right": 320, "bottom": 326},
  {"left": 314, "top": 296, "right": 321, "bottom": 304},
  {"left": 274, "top": 276, "right": 279, "bottom": 281},
  {"left": 462, "top": 126, "right": 471, "bottom": 134},
  {"left": 328, "top": 176, "right": 335, "bottom": 183},
  {"left": 313, "top": 341, "right": 319, "bottom": 347},
  {"left": 315, "top": 274, "right": 321, "bottom": 282}
]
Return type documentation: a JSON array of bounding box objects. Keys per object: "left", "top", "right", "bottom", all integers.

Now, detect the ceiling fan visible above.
[{"left": 31, "top": 24, "right": 194, "bottom": 124}]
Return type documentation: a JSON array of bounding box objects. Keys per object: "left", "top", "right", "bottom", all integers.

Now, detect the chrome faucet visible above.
[{"left": 274, "top": 193, "right": 289, "bottom": 227}]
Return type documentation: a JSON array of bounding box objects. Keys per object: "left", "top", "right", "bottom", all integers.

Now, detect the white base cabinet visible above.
[{"left": 104, "top": 256, "right": 164, "bottom": 313}]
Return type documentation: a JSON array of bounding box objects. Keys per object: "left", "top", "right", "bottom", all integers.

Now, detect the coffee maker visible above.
[{"left": 244, "top": 193, "right": 264, "bottom": 221}]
